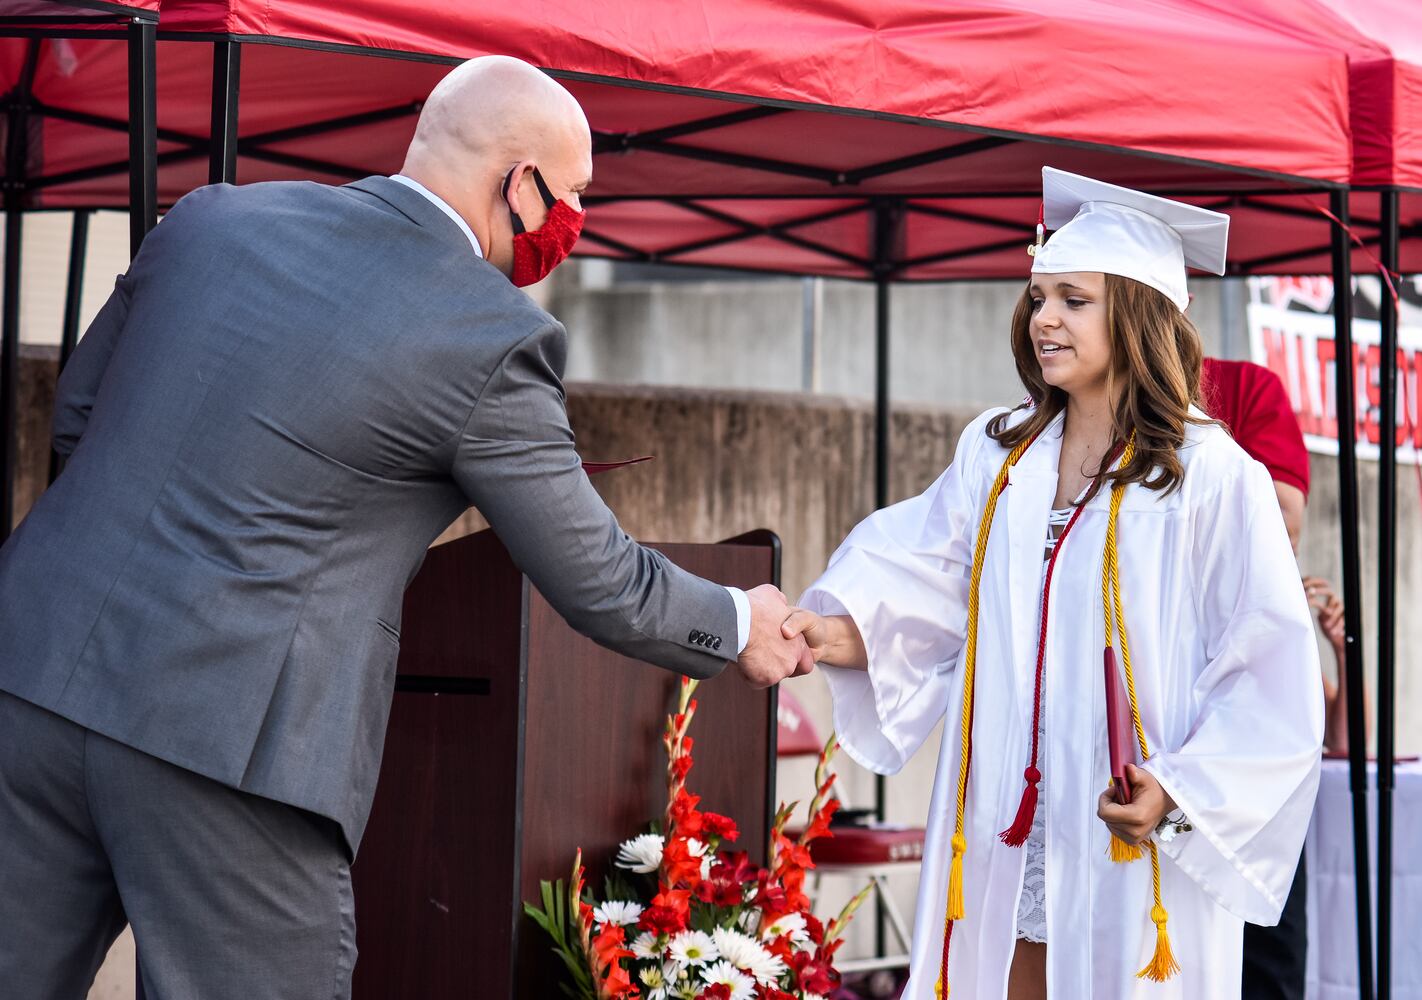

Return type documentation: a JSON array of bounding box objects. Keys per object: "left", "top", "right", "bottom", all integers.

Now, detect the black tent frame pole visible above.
[
  {"left": 49, "top": 209, "right": 90, "bottom": 485},
  {"left": 128, "top": 16, "right": 157, "bottom": 259},
  {"left": 209, "top": 40, "right": 240, "bottom": 185},
  {"left": 870, "top": 201, "right": 897, "bottom": 826},
  {"left": 874, "top": 221, "right": 893, "bottom": 514},
  {"left": 1330, "top": 187, "right": 1374, "bottom": 1000},
  {"left": 0, "top": 39, "right": 39, "bottom": 543},
  {"left": 870, "top": 200, "right": 902, "bottom": 961},
  {"left": 1, "top": 193, "right": 21, "bottom": 542},
  {"left": 1375, "top": 187, "right": 1399, "bottom": 1000}
]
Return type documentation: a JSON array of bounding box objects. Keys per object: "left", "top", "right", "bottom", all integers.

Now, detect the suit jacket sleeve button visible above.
[
  {"left": 713, "top": 637, "right": 722, "bottom": 650},
  {"left": 689, "top": 630, "right": 700, "bottom": 643}
]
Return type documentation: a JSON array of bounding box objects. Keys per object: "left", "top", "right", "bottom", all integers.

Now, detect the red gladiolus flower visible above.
[
  {"left": 754, "top": 871, "right": 788, "bottom": 915},
  {"left": 778, "top": 841, "right": 814, "bottom": 872},
  {"left": 755, "top": 986, "right": 796, "bottom": 1000},
  {"left": 603, "top": 960, "right": 638, "bottom": 998},
  {"left": 694, "top": 863, "right": 745, "bottom": 907},
  {"left": 804, "top": 912, "right": 825, "bottom": 945},
  {"left": 800, "top": 796, "right": 840, "bottom": 843},
  {"left": 722, "top": 851, "right": 759, "bottom": 883},
  {"left": 589, "top": 924, "right": 637, "bottom": 997},
  {"left": 661, "top": 836, "right": 704, "bottom": 889},
  {"left": 670, "top": 790, "right": 704, "bottom": 838},
  {"left": 695, "top": 986, "right": 732, "bottom": 1000},
  {"left": 701, "top": 811, "right": 739, "bottom": 842},
  {"left": 764, "top": 936, "right": 796, "bottom": 966},
  {"left": 791, "top": 949, "right": 840, "bottom": 995}
]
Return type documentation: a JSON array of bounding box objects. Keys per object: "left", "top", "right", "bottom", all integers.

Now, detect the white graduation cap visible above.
[{"left": 1029, "top": 166, "right": 1230, "bottom": 311}]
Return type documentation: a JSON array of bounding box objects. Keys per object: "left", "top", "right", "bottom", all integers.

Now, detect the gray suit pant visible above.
[{"left": 0, "top": 691, "right": 356, "bottom": 999}]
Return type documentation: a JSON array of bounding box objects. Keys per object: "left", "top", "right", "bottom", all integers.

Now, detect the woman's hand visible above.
[
  {"left": 1096, "top": 763, "right": 1177, "bottom": 846},
  {"left": 780, "top": 609, "right": 868, "bottom": 671},
  {"left": 1303, "top": 576, "right": 1345, "bottom": 650}
]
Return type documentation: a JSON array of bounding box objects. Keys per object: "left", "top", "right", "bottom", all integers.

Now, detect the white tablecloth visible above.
[{"left": 1306, "top": 758, "right": 1422, "bottom": 1000}]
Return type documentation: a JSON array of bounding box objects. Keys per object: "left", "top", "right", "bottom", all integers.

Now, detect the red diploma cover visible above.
[{"left": 1104, "top": 646, "right": 1135, "bottom": 805}]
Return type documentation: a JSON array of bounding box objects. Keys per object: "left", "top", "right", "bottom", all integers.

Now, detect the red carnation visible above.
[
  {"left": 638, "top": 886, "right": 691, "bottom": 935},
  {"left": 695, "top": 986, "right": 732, "bottom": 1000},
  {"left": 701, "top": 811, "right": 740, "bottom": 842}
]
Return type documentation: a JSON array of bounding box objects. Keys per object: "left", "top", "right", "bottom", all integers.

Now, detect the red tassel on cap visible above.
[{"left": 998, "top": 765, "right": 1041, "bottom": 847}]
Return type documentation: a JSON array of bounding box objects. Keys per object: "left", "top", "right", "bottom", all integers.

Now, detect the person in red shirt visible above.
[
  {"left": 1200, "top": 358, "right": 1355, "bottom": 752},
  {"left": 1201, "top": 357, "right": 1309, "bottom": 544}
]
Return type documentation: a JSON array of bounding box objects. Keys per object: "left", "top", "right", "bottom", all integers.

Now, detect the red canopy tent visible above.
[{"left": 2, "top": 0, "right": 1371, "bottom": 279}]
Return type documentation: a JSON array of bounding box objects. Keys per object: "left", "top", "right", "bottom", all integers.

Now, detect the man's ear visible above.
[{"left": 502, "top": 160, "right": 535, "bottom": 216}]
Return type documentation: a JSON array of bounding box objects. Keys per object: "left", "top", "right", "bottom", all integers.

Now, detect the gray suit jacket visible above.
[{"left": 0, "top": 176, "right": 735, "bottom": 853}]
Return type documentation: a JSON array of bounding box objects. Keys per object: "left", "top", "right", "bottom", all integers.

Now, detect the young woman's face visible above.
[{"left": 1028, "top": 271, "right": 1112, "bottom": 397}]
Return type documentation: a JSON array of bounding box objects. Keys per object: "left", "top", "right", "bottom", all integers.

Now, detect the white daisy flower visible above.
[
  {"left": 615, "top": 832, "right": 664, "bottom": 873},
  {"left": 638, "top": 963, "right": 671, "bottom": 1000},
  {"left": 760, "top": 910, "right": 811, "bottom": 947},
  {"left": 698, "top": 960, "right": 756, "bottom": 1000},
  {"left": 760, "top": 910, "right": 807, "bottom": 939},
  {"left": 686, "top": 837, "right": 715, "bottom": 879},
  {"left": 737, "top": 908, "right": 760, "bottom": 934},
  {"left": 711, "top": 926, "right": 788, "bottom": 985},
  {"left": 667, "top": 929, "right": 719, "bottom": 968},
  {"left": 592, "top": 900, "right": 644, "bottom": 928},
  {"left": 629, "top": 930, "right": 664, "bottom": 960}
]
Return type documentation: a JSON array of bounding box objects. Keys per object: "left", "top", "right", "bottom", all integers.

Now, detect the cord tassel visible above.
[
  {"left": 946, "top": 832, "right": 967, "bottom": 921},
  {"left": 1109, "top": 832, "right": 1144, "bottom": 863},
  {"left": 1137, "top": 898, "right": 1181, "bottom": 982},
  {"left": 998, "top": 766, "right": 1041, "bottom": 847}
]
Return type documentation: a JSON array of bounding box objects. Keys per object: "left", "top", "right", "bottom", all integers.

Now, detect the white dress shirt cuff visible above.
[{"left": 725, "top": 586, "right": 751, "bottom": 655}]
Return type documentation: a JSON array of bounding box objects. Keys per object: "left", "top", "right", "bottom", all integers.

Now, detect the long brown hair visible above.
[{"left": 987, "top": 273, "right": 1211, "bottom": 494}]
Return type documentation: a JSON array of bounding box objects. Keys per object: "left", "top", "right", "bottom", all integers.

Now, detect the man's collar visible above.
[{"left": 388, "top": 174, "right": 484, "bottom": 259}]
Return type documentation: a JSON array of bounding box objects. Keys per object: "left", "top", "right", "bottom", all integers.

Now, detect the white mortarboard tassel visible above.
[{"left": 1030, "top": 167, "right": 1230, "bottom": 311}]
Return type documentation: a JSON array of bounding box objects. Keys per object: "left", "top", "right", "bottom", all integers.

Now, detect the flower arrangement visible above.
[{"left": 525, "top": 676, "right": 870, "bottom": 1000}]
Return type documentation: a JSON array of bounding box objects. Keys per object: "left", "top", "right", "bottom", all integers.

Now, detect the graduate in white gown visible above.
[{"left": 784, "top": 168, "right": 1324, "bottom": 1000}]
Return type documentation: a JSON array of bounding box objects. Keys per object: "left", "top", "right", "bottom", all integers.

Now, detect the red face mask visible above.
[{"left": 503, "top": 167, "right": 585, "bottom": 287}]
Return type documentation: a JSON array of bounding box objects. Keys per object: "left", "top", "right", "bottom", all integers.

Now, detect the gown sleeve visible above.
[
  {"left": 1141, "top": 459, "right": 1325, "bottom": 926},
  {"left": 798, "top": 408, "right": 1003, "bottom": 776}
]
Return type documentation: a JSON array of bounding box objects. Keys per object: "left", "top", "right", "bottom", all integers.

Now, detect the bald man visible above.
[{"left": 0, "top": 57, "right": 808, "bottom": 997}]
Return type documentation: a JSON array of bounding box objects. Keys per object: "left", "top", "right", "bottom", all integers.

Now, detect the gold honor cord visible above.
[
  {"left": 935, "top": 434, "right": 1033, "bottom": 999},
  {"left": 1103, "top": 435, "right": 1180, "bottom": 982},
  {"left": 936, "top": 431, "right": 1178, "bottom": 999}
]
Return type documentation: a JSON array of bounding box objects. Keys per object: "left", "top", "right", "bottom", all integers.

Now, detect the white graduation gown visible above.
[{"left": 801, "top": 406, "right": 1323, "bottom": 1000}]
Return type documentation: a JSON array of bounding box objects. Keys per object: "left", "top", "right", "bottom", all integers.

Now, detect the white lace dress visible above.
[{"left": 1014, "top": 501, "right": 1076, "bottom": 944}]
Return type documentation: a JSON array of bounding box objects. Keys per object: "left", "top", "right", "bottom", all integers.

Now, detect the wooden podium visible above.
[{"left": 349, "top": 528, "right": 780, "bottom": 999}]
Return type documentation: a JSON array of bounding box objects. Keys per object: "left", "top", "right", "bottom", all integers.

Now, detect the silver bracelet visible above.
[{"left": 1154, "top": 809, "right": 1193, "bottom": 843}]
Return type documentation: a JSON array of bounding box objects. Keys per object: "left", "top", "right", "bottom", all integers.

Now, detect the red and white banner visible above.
[{"left": 1247, "top": 287, "right": 1422, "bottom": 465}]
